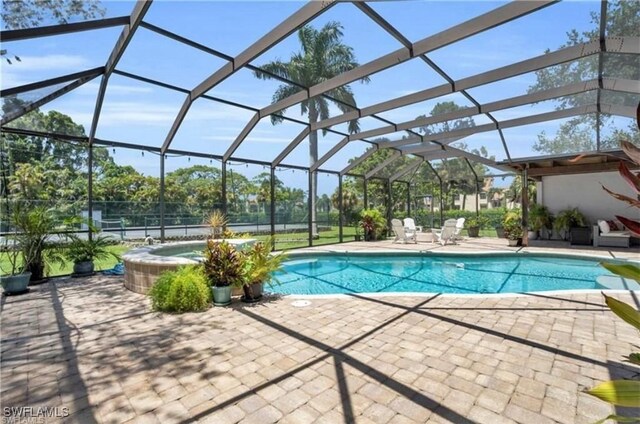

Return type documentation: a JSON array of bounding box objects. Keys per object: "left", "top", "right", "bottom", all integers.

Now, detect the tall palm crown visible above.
[
  {"left": 255, "top": 21, "right": 367, "bottom": 234},
  {"left": 255, "top": 21, "right": 367, "bottom": 133}
]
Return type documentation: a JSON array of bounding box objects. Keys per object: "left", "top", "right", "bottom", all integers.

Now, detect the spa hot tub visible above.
[{"left": 122, "top": 239, "right": 255, "bottom": 294}]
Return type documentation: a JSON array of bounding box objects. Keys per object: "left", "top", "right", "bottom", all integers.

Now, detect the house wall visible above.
[{"left": 538, "top": 171, "right": 635, "bottom": 225}]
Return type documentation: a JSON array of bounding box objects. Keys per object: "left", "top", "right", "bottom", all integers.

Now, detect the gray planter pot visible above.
[
  {"left": 527, "top": 230, "right": 538, "bottom": 240},
  {"left": 73, "top": 261, "right": 95, "bottom": 277},
  {"left": 1, "top": 272, "right": 32, "bottom": 295},
  {"left": 468, "top": 226, "right": 480, "bottom": 237},
  {"left": 507, "top": 239, "right": 519, "bottom": 247},
  {"left": 242, "top": 282, "right": 263, "bottom": 303},
  {"left": 212, "top": 286, "right": 232, "bottom": 306},
  {"left": 495, "top": 226, "right": 506, "bottom": 238}
]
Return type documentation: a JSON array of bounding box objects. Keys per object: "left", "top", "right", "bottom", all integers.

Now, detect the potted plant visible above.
[
  {"left": 528, "top": 204, "right": 553, "bottom": 240},
  {"left": 494, "top": 208, "right": 507, "bottom": 238},
  {"left": 0, "top": 239, "right": 31, "bottom": 295},
  {"left": 64, "top": 233, "right": 121, "bottom": 277},
  {"left": 503, "top": 220, "right": 523, "bottom": 247},
  {"left": 553, "top": 207, "right": 587, "bottom": 242},
  {"left": 203, "top": 240, "right": 246, "bottom": 306},
  {"left": 503, "top": 209, "right": 522, "bottom": 246},
  {"left": 242, "top": 237, "right": 287, "bottom": 303},
  {"left": 360, "top": 209, "right": 386, "bottom": 241},
  {"left": 10, "top": 205, "right": 65, "bottom": 284},
  {"left": 465, "top": 215, "right": 489, "bottom": 238}
]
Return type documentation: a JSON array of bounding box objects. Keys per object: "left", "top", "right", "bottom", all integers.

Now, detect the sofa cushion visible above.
[
  {"left": 607, "top": 220, "right": 620, "bottom": 231},
  {"left": 604, "top": 231, "right": 631, "bottom": 238},
  {"left": 598, "top": 220, "right": 610, "bottom": 234}
]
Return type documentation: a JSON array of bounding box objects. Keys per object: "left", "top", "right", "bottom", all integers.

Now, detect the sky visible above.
[{"left": 2, "top": 0, "right": 638, "bottom": 194}]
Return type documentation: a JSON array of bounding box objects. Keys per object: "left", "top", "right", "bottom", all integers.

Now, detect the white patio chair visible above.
[
  {"left": 433, "top": 219, "right": 458, "bottom": 246},
  {"left": 392, "top": 219, "right": 417, "bottom": 244},
  {"left": 403, "top": 217, "right": 423, "bottom": 233},
  {"left": 453, "top": 218, "right": 466, "bottom": 241}
]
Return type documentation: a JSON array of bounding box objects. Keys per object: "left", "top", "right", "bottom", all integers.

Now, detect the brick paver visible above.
[{"left": 1, "top": 240, "right": 638, "bottom": 423}]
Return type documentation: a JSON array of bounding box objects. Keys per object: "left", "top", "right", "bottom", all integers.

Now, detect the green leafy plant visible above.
[
  {"left": 149, "top": 266, "right": 211, "bottom": 313},
  {"left": 360, "top": 208, "right": 387, "bottom": 241},
  {"left": 585, "top": 140, "right": 640, "bottom": 422},
  {"left": 529, "top": 203, "right": 554, "bottom": 233},
  {"left": 466, "top": 215, "right": 489, "bottom": 229},
  {"left": 243, "top": 237, "right": 287, "bottom": 300},
  {"left": 503, "top": 209, "right": 523, "bottom": 241},
  {"left": 553, "top": 207, "right": 586, "bottom": 240},
  {"left": 63, "top": 234, "right": 120, "bottom": 264},
  {"left": 0, "top": 239, "right": 26, "bottom": 276},
  {"left": 202, "top": 240, "right": 246, "bottom": 288},
  {"left": 10, "top": 204, "right": 65, "bottom": 281}
]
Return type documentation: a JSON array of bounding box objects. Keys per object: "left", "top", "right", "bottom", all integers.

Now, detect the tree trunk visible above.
[{"left": 309, "top": 108, "right": 318, "bottom": 237}]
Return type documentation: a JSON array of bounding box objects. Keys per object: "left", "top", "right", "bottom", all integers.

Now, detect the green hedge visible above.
[{"left": 395, "top": 208, "right": 508, "bottom": 229}]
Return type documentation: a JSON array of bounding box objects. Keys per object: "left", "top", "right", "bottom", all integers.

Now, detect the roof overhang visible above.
[{"left": 497, "top": 149, "right": 638, "bottom": 178}]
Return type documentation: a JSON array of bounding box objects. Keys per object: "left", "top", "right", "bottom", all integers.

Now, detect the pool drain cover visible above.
[{"left": 291, "top": 300, "right": 311, "bottom": 307}]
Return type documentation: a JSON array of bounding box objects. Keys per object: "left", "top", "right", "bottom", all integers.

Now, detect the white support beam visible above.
[
  {"left": 88, "top": 0, "right": 152, "bottom": 145},
  {"left": 310, "top": 136, "right": 349, "bottom": 172},
  {"left": 273, "top": 127, "right": 310, "bottom": 167},
  {"left": 354, "top": 79, "right": 601, "bottom": 142},
  {"left": 390, "top": 158, "right": 424, "bottom": 183},
  {"left": 340, "top": 146, "right": 377, "bottom": 176},
  {"left": 599, "top": 103, "right": 637, "bottom": 118},
  {"left": 311, "top": 37, "right": 638, "bottom": 132},
  {"left": 380, "top": 105, "right": 598, "bottom": 151},
  {"left": 223, "top": 113, "right": 261, "bottom": 162},
  {"left": 1, "top": 71, "right": 102, "bottom": 125},
  {"left": 365, "top": 151, "right": 402, "bottom": 179},
  {"left": 261, "top": 1, "right": 556, "bottom": 126},
  {"left": 160, "top": 1, "right": 336, "bottom": 153}
]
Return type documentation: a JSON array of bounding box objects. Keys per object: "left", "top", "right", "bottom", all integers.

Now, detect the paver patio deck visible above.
[{"left": 1, "top": 238, "right": 639, "bottom": 423}]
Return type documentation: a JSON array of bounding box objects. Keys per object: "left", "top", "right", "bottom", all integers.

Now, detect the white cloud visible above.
[
  {"left": 6, "top": 54, "right": 91, "bottom": 72},
  {"left": 1, "top": 54, "right": 92, "bottom": 89}
]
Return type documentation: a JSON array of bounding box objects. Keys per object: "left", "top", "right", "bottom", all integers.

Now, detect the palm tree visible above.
[{"left": 254, "top": 21, "right": 368, "bottom": 236}]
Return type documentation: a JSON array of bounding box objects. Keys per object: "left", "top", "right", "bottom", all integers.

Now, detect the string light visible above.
[
  {"left": 112, "top": 148, "right": 115, "bottom": 154},
  {"left": 141, "top": 151, "right": 144, "bottom": 157}
]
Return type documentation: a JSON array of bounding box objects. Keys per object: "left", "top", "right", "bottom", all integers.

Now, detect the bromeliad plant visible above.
[{"left": 585, "top": 140, "right": 640, "bottom": 422}]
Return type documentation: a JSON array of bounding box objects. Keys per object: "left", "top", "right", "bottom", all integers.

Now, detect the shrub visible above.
[
  {"left": 360, "top": 208, "right": 387, "bottom": 240},
  {"left": 202, "top": 240, "right": 246, "bottom": 287},
  {"left": 149, "top": 266, "right": 211, "bottom": 313}
]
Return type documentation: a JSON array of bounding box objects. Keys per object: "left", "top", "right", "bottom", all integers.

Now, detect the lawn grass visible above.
[
  {"left": 1, "top": 227, "right": 503, "bottom": 277},
  {"left": 0, "top": 245, "right": 130, "bottom": 277}
]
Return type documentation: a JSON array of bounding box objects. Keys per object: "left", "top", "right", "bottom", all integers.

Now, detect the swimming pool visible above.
[{"left": 273, "top": 253, "right": 639, "bottom": 295}]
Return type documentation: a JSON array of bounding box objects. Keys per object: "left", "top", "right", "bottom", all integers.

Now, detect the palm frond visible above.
[
  {"left": 327, "top": 86, "right": 361, "bottom": 134},
  {"left": 254, "top": 60, "right": 291, "bottom": 81}
]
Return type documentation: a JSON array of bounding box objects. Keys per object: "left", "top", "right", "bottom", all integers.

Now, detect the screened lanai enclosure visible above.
[{"left": 1, "top": 0, "right": 639, "bottom": 253}]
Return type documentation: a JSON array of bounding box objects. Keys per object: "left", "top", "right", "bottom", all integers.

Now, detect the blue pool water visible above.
[{"left": 273, "top": 254, "right": 639, "bottom": 295}]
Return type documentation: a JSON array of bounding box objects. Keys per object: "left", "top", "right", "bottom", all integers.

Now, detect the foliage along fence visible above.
[{"left": 394, "top": 208, "right": 509, "bottom": 229}]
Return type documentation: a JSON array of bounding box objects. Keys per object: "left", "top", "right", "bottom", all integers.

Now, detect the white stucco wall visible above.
[{"left": 539, "top": 171, "right": 637, "bottom": 225}]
